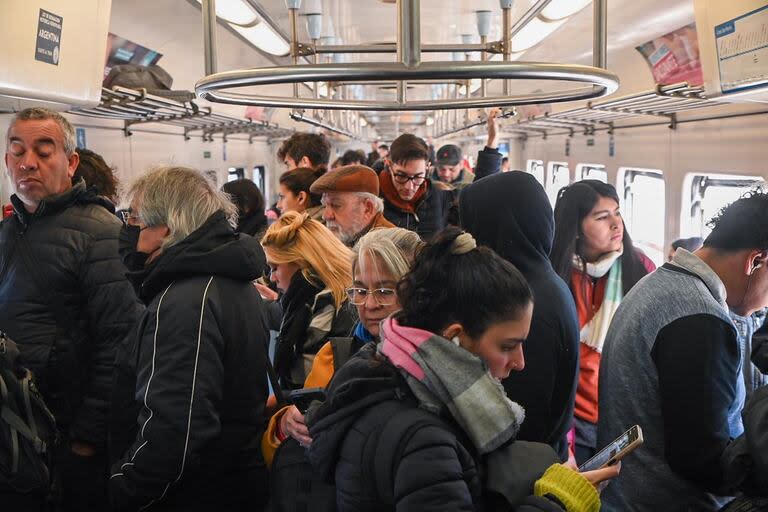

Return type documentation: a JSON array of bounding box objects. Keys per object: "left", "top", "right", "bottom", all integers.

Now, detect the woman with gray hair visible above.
[{"left": 109, "top": 166, "right": 271, "bottom": 511}]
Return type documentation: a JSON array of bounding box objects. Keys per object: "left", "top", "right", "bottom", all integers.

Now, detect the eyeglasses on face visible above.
[
  {"left": 345, "top": 287, "right": 397, "bottom": 306},
  {"left": 392, "top": 172, "right": 426, "bottom": 186}
]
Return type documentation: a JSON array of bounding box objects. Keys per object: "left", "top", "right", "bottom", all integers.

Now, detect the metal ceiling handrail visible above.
[{"left": 195, "top": 0, "right": 619, "bottom": 112}]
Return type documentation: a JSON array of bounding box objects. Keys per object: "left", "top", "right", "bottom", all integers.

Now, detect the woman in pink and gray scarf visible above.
[{"left": 307, "top": 227, "right": 619, "bottom": 512}]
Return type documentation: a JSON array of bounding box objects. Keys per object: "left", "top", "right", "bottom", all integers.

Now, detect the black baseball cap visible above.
[{"left": 436, "top": 144, "right": 462, "bottom": 167}]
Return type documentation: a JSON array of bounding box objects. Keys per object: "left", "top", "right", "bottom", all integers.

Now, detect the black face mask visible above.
[{"left": 118, "top": 224, "right": 150, "bottom": 272}]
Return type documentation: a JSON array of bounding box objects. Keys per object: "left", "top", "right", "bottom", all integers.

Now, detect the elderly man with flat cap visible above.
[{"left": 311, "top": 164, "right": 395, "bottom": 247}]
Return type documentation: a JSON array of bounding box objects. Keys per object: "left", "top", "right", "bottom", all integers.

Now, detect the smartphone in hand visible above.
[
  {"left": 287, "top": 387, "right": 327, "bottom": 414},
  {"left": 579, "top": 425, "right": 643, "bottom": 472}
]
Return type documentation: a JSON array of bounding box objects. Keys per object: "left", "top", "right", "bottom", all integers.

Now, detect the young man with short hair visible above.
[
  {"left": 598, "top": 191, "right": 768, "bottom": 511},
  {"left": 277, "top": 132, "right": 331, "bottom": 171}
]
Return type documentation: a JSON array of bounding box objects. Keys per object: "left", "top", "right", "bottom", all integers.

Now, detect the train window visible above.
[
  {"left": 683, "top": 173, "right": 766, "bottom": 238},
  {"left": 619, "top": 168, "right": 665, "bottom": 267},
  {"left": 228, "top": 167, "right": 245, "bottom": 182},
  {"left": 253, "top": 165, "right": 266, "bottom": 193},
  {"left": 576, "top": 163, "right": 607, "bottom": 182},
  {"left": 526, "top": 159, "right": 545, "bottom": 185},
  {"left": 546, "top": 161, "right": 570, "bottom": 207}
]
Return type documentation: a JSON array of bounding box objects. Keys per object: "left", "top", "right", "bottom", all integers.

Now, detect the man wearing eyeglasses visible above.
[
  {"left": 379, "top": 133, "right": 456, "bottom": 240},
  {"left": 0, "top": 108, "right": 143, "bottom": 510}
]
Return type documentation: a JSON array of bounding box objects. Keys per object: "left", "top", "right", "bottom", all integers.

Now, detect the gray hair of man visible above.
[
  {"left": 6, "top": 108, "right": 77, "bottom": 156},
  {"left": 125, "top": 166, "right": 238, "bottom": 251},
  {"left": 355, "top": 192, "right": 385, "bottom": 214}
]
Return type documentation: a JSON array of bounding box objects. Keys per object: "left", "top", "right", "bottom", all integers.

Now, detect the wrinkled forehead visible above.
[{"left": 7, "top": 119, "right": 66, "bottom": 148}]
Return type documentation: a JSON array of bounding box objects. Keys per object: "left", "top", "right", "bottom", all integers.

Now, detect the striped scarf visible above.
[
  {"left": 379, "top": 317, "right": 525, "bottom": 454},
  {"left": 574, "top": 249, "right": 623, "bottom": 353}
]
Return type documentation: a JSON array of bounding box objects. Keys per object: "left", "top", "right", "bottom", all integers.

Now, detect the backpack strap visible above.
[
  {"left": 367, "top": 398, "right": 448, "bottom": 505},
  {"left": 329, "top": 337, "right": 355, "bottom": 372}
]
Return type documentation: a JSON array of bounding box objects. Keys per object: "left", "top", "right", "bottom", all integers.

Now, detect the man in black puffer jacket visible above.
[
  {"left": 109, "top": 166, "right": 271, "bottom": 511},
  {"left": 1, "top": 108, "right": 144, "bottom": 510}
]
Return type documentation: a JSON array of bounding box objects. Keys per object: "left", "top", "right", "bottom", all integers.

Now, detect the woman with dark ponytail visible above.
[
  {"left": 308, "top": 227, "right": 618, "bottom": 512},
  {"left": 550, "top": 180, "right": 655, "bottom": 464},
  {"left": 277, "top": 166, "right": 326, "bottom": 221}
]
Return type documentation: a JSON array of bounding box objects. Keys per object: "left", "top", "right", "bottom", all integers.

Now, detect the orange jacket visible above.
[{"left": 261, "top": 341, "right": 337, "bottom": 467}]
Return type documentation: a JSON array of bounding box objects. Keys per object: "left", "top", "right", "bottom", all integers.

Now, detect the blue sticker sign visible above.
[
  {"left": 35, "top": 9, "right": 63, "bottom": 65},
  {"left": 76, "top": 128, "right": 86, "bottom": 149}
]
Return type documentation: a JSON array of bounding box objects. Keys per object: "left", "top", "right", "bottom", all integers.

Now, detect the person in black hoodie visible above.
[
  {"left": 110, "top": 166, "right": 271, "bottom": 511},
  {"left": 460, "top": 171, "right": 580, "bottom": 461}
]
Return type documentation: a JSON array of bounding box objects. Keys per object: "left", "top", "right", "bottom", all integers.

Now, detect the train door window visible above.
[
  {"left": 526, "top": 159, "right": 545, "bottom": 185},
  {"left": 619, "top": 168, "right": 665, "bottom": 267},
  {"left": 252, "top": 165, "right": 266, "bottom": 194},
  {"left": 546, "top": 161, "right": 570, "bottom": 207},
  {"left": 576, "top": 163, "right": 607, "bottom": 183},
  {"left": 684, "top": 173, "right": 766, "bottom": 238},
  {"left": 228, "top": 167, "right": 245, "bottom": 182}
]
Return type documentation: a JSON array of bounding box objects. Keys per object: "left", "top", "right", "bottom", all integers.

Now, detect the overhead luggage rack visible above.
[
  {"left": 69, "top": 86, "right": 293, "bottom": 141},
  {"left": 511, "top": 83, "right": 727, "bottom": 137}
]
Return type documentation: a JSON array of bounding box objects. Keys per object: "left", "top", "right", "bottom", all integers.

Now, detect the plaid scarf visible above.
[{"left": 379, "top": 317, "right": 525, "bottom": 454}]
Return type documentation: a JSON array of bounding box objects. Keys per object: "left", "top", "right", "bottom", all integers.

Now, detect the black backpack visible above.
[
  {"left": 0, "top": 332, "right": 57, "bottom": 496},
  {"left": 269, "top": 337, "right": 446, "bottom": 512}
]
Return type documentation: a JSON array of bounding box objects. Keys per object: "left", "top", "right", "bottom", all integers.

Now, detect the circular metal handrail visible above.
[{"left": 195, "top": 61, "right": 620, "bottom": 111}]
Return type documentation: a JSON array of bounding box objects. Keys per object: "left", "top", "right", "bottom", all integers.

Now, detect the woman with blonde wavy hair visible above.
[{"left": 261, "top": 211, "right": 356, "bottom": 389}]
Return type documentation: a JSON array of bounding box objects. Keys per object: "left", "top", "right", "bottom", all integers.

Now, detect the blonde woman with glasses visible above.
[{"left": 262, "top": 227, "right": 422, "bottom": 467}]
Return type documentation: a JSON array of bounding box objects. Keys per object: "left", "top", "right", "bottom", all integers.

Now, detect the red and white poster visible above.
[{"left": 636, "top": 23, "right": 703, "bottom": 86}]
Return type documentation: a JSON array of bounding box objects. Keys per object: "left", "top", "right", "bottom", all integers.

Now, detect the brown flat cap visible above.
[{"left": 310, "top": 164, "right": 380, "bottom": 195}]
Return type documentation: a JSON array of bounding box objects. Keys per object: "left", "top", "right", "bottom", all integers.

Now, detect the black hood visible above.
[
  {"left": 460, "top": 171, "right": 554, "bottom": 275},
  {"left": 307, "top": 343, "right": 406, "bottom": 480},
  {"left": 136, "top": 210, "right": 267, "bottom": 302},
  {"left": 11, "top": 179, "right": 115, "bottom": 227}
]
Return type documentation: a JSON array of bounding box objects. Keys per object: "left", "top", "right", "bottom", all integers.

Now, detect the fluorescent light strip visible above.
[
  {"left": 195, "top": 0, "right": 257, "bottom": 26},
  {"left": 541, "top": 0, "right": 592, "bottom": 21},
  {"left": 232, "top": 22, "right": 290, "bottom": 56}
]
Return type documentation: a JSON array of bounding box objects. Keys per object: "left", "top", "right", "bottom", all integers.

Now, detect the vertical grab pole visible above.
[
  {"left": 593, "top": 0, "right": 607, "bottom": 68},
  {"left": 500, "top": 0, "right": 512, "bottom": 96},
  {"left": 289, "top": 6, "right": 299, "bottom": 98},
  {"left": 397, "top": 0, "right": 421, "bottom": 105},
  {"left": 202, "top": 0, "right": 217, "bottom": 76}
]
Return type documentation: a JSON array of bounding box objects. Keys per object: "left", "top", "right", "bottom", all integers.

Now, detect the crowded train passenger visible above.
[
  {"left": 731, "top": 307, "right": 768, "bottom": 403},
  {"left": 339, "top": 149, "right": 367, "bottom": 166},
  {"left": 261, "top": 211, "right": 356, "bottom": 389},
  {"left": 221, "top": 178, "right": 268, "bottom": 238},
  {"left": 330, "top": 157, "right": 343, "bottom": 171},
  {"left": 460, "top": 171, "right": 579, "bottom": 461},
  {"left": 379, "top": 133, "right": 455, "bottom": 240},
  {"left": 370, "top": 143, "right": 390, "bottom": 173},
  {"left": 597, "top": 191, "right": 768, "bottom": 511},
  {"left": 109, "top": 166, "right": 271, "bottom": 511},
  {"left": 1, "top": 108, "right": 143, "bottom": 511},
  {"left": 276, "top": 131, "right": 331, "bottom": 171},
  {"left": 262, "top": 227, "right": 422, "bottom": 466},
  {"left": 667, "top": 235, "right": 703, "bottom": 261},
  {"left": 311, "top": 165, "right": 395, "bottom": 247},
  {"left": 308, "top": 228, "right": 618, "bottom": 511},
  {"left": 434, "top": 108, "right": 504, "bottom": 188},
  {"left": 722, "top": 385, "right": 768, "bottom": 506},
  {"left": 549, "top": 180, "right": 655, "bottom": 464},
  {"left": 277, "top": 166, "right": 326, "bottom": 221},
  {"left": 502, "top": 156, "right": 511, "bottom": 172},
  {"left": 74, "top": 147, "right": 119, "bottom": 205}
]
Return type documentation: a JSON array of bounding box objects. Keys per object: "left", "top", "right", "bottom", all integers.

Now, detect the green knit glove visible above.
[{"left": 534, "top": 463, "right": 600, "bottom": 512}]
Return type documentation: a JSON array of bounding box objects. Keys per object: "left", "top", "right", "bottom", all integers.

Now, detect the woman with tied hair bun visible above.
[
  {"left": 277, "top": 166, "right": 326, "bottom": 221},
  {"left": 308, "top": 227, "right": 619, "bottom": 512},
  {"left": 261, "top": 211, "right": 356, "bottom": 389}
]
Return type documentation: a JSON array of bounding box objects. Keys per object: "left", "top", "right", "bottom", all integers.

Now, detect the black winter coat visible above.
[
  {"left": 382, "top": 181, "right": 455, "bottom": 241},
  {"left": 109, "top": 212, "right": 271, "bottom": 511},
  {"left": 460, "top": 172, "right": 579, "bottom": 461},
  {"left": 0, "top": 182, "right": 144, "bottom": 445},
  {"left": 307, "top": 344, "right": 568, "bottom": 512}
]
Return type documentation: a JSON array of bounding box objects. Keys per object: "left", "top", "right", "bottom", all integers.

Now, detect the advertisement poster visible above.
[
  {"left": 103, "top": 33, "right": 163, "bottom": 80},
  {"left": 636, "top": 23, "right": 703, "bottom": 86}
]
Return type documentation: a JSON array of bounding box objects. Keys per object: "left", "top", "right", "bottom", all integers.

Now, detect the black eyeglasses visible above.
[
  {"left": 392, "top": 172, "right": 426, "bottom": 186},
  {"left": 345, "top": 287, "right": 397, "bottom": 306}
]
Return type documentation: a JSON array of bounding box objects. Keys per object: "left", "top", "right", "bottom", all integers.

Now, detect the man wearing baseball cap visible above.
[
  {"left": 310, "top": 164, "right": 395, "bottom": 247},
  {"left": 435, "top": 144, "right": 475, "bottom": 189}
]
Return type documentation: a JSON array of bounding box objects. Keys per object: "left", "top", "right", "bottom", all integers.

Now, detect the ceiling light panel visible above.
[
  {"left": 511, "top": 17, "right": 566, "bottom": 52},
  {"left": 541, "top": 0, "right": 592, "bottom": 21},
  {"left": 232, "top": 22, "right": 290, "bottom": 56},
  {"left": 196, "top": 0, "right": 257, "bottom": 26}
]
